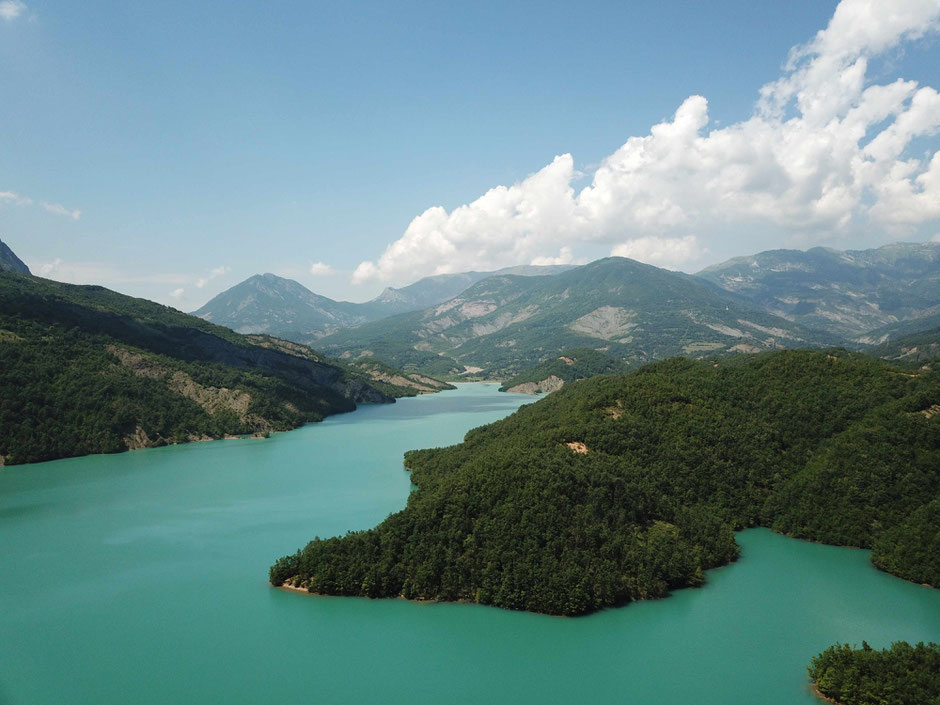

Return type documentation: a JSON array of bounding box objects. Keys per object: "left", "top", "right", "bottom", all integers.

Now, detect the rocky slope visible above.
[
  {"left": 193, "top": 265, "right": 575, "bottom": 344},
  {"left": 499, "top": 349, "right": 629, "bottom": 394},
  {"left": 319, "top": 257, "right": 827, "bottom": 378},
  {"left": 697, "top": 243, "right": 940, "bottom": 339}
]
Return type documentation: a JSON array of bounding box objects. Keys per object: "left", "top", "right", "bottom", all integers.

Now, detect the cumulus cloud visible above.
[
  {"left": 195, "top": 265, "right": 230, "bottom": 288},
  {"left": 169, "top": 288, "right": 185, "bottom": 300},
  {"left": 309, "top": 261, "right": 334, "bottom": 275},
  {"left": 0, "top": 1, "right": 26, "bottom": 21},
  {"left": 530, "top": 246, "right": 575, "bottom": 267},
  {"left": 353, "top": 0, "right": 940, "bottom": 285},
  {"left": 610, "top": 236, "right": 704, "bottom": 270}
]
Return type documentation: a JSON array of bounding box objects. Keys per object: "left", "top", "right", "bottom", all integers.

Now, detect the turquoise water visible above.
[{"left": 0, "top": 383, "right": 937, "bottom": 705}]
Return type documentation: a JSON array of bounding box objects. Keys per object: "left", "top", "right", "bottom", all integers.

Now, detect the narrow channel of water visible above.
[{"left": 1, "top": 383, "right": 937, "bottom": 705}]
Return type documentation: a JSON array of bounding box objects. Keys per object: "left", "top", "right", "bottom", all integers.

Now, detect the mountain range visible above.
[
  {"left": 697, "top": 243, "right": 940, "bottom": 340},
  {"left": 193, "top": 264, "right": 574, "bottom": 343},
  {"left": 193, "top": 242, "right": 939, "bottom": 379},
  {"left": 317, "top": 257, "right": 825, "bottom": 377}
]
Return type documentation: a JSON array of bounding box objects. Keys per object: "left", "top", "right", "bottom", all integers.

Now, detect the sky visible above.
[{"left": 1, "top": 0, "right": 939, "bottom": 310}]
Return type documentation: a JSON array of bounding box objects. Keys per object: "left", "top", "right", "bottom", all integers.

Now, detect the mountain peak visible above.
[{"left": 0, "top": 239, "right": 30, "bottom": 274}]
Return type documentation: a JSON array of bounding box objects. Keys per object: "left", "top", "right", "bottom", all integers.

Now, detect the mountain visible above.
[
  {"left": 192, "top": 273, "right": 370, "bottom": 342},
  {"left": 194, "top": 265, "right": 575, "bottom": 344},
  {"left": 318, "top": 257, "right": 826, "bottom": 378},
  {"left": 270, "top": 350, "right": 939, "bottom": 614},
  {"left": 0, "top": 273, "right": 441, "bottom": 465},
  {"left": 0, "top": 238, "right": 30, "bottom": 274},
  {"left": 499, "top": 348, "right": 629, "bottom": 394},
  {"left": 697, "top": 243, "right": 940, "bottom": 339}
]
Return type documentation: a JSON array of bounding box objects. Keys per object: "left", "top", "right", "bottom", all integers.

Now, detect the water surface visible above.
[{"left": 1, "top": 383, "right": 937, "bottom": 705}]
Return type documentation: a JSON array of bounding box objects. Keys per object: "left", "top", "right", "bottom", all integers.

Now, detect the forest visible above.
[
  {"left": 808, "top": 641, "right": 939, "bottom": 705},
  {"left": 271, "top": 349, "right": 939, "bottom": 615},
  {"left": 0, "top": 273, "right": 388, "bottom": 464}
]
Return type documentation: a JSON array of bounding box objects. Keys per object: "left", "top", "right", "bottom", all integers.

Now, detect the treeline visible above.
[
  {"left": 271, "top": 350, "right": 938, "bottom": 615},
  {"left": 0, "top": 273, "right": 389, "bottom": 465},
  {"left": 808, "top": 641, "right": 940, "bottom": 705}
]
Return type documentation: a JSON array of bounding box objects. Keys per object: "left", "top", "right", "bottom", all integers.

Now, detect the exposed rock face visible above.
[
  {"left": 569, "top": 306, "right": 638, "bottom": 342},
  {"left": 124, "top": 426, "right": 152, "bottom": 450},
  {"left": 504, "top": 375, "right": 565, "bottom": 395},
  {"left": 109, "top": 346, "right": 255, "bottom": 421}
]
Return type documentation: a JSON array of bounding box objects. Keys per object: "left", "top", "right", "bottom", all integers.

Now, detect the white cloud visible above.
[
  {"left": 530, "top": 247, "right": 575, "bottom": 266},
  {"left": 169, "top": 288, "right": 185, "bottom": 300},
  {"left": 353, "top": 0, "right": 940, "bottom": 285},
  {"left": 195, "top": 265, "right": 230, "bottom": 288},
  {"left": 0, "top": 1, "right": 26, "bottom": 21},
  {"left": 40, "top": 201, "right": 81, "bottom": 220},
  {"left": 610, "top": 236, "right": 704, "bottom": 270},
  {"left": 309, "top": 261, "right": 334, "bottom": 275},
  {"left": 0, "top": 190, "right": 32, "bottom": 206},
  {"left": 1, "top": 190, "right": 82, "bottom": 219}
]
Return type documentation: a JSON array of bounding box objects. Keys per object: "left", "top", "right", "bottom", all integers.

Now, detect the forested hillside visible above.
[
  {"left": 271, "top": 350, "right": 939, "bottom": 615},
  {"left": 0, "top": 273, "right": 420, "bottom": 465},
  {"left": 499, "top": 348, "right": 629, "bottom": 394},
  {"left": 808, "top": 641, "right": 940, "bottom": 705}
]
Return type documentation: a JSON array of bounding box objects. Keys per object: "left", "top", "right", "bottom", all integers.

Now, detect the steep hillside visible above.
[
  {"left": 319, "top": 257, "right": 825, "bottom": 377},
  {"left": 0, "top": 273, "right": 401, "bottom": 465},
  {"left": 698, "top": 243, "right": 940, "bottom": 338},
  {"left": 271, "top": 350, "right": 939, "bottom": 615},
  {"left": 499, "top": 348, "right": 629, "bottom": 394},
  {"left": 866, "top": 324, "right": 940, "bottom": 367},
  {"left": 0, "top": 238, "right": 30, "bottom": 274},
  {"left": 245, "top": 334, "right": 455, "bottom": 397}
]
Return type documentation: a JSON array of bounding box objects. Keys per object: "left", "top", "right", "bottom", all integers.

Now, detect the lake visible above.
[{"left": 1, "top": 383, "right": 937, "bottom": 705}]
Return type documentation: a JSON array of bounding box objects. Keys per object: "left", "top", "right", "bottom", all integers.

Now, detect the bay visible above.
[{"left": 0, "top": 383, "right": 937, "bottom": 705}]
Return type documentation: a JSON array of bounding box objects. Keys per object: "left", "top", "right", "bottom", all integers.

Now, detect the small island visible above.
[{"left": 808, "top": 641, "right": 939, "bottom": 705}]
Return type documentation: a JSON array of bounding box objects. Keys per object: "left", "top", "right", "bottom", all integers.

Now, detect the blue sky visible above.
[{"left": 1, "top": 0, "right": 938, "bottom": 309}]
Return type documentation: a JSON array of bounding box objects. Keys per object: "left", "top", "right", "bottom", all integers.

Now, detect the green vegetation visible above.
[
  {"left": 271, "top": 350, "right": 938, "bottom": 615},
  {"left": 319, "top": 258, "right": 825, "bottom": 378},
  {"left": 698, "top": 242, "right": 940, "bottom": 339},
  {"left": 499, "top": 348, "right": 629, "bottom": 392},
  {"left": 808, "top": 641, "right": 940, "bottom": 705},
  {"left": 867, "top": 323, "right": 940, "bottom": 368},
  {"left": 870, "top": 499, "right": 940, "bottom": 586},
  {"left": 0, "top": 273, "right": 397, "bottom": 465}
]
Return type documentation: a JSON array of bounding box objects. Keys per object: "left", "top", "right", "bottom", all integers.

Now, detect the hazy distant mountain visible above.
[
  {"left": 193, "top": 273, "right": 371, "bottom": 342},
  {"left": 0, "top": 239, "right": 30, "bottom": 274},
  {"left": 366, "top": 264, "right": 576, "bottom": 316},
  {"left": 319, "top": 257, "right": 825, "bottom": 377},
  {"left": 697, "top": 243, "right": 940, "bottom": 339},
  {"left": 194, "top": 264, "right": 576, "bottom": 344}
]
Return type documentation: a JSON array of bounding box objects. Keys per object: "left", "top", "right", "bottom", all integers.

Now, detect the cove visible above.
[{"left": 0, "top": 383, "right": 937, "bottom": 705}]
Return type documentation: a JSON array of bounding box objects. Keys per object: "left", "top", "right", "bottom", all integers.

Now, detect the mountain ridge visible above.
[{"left": 318, "top": 257, "right": 828, "bottom": 377}]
